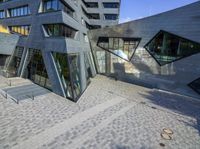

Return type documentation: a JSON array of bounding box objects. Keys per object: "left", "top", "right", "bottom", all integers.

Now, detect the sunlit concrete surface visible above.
[{"left": 0, "top": 75, "right": 200, "bottom": 149}]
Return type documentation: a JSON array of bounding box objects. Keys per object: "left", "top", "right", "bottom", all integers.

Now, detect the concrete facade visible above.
[
  {"left": 89, "top": 1, "right": 200, "bottom": 98},
  {"left": 0, "top": 0, "right": 120, "bottom": 101}
]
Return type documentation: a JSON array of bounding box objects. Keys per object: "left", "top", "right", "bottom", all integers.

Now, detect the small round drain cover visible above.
[
  {"left": 161, "top": 132, "right": 172, "bottom": 140},
  {"left": 163, "top": 128, "right": 173, "bottom": 135}
]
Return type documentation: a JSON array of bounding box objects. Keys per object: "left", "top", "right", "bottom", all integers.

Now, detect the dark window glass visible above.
[
  {"left": 103, "top": 2, "right": 119, "bottom": 8},
  {"left": 43, "top": 23, "right": 77, "bottom": 38},
  {"left": 97, "top": 37, "right": 140, "bottom": 61},
  {"left": 62, "top": 1, "right": 74, "bottom": 18},
  {"left": 7, "top": 46, "right": 24, "bottom": 77},
  {"left": 52, "top": 52, "right": 81, "bottom": 101},
  {"left": 25, "top": 49, "right": 51, "bottom": 90},
  {"left": 9, "top": 5, "right": 30, "bottom": 17},
  {"left": 82, "top": 7, "right": 100, "bottom": 19},
  {"left": 9, "top": 25, "right": 30, "bottom": 36},
  {"left": 145, "top": 30, "right": 200, "bottom": 65},
  {"left": 82, "top": 0, "right": 98, "bottom": 8},
  {"left": 43, "top": 0, "right": 59, "bottom": 12},
  {"left": 189, "top": 78, "right": 200, "bottom": 95},
  {"left": 85, "top": 21, "right": 101, "bottom": 30},
  {"left": 84, "top": 52, "right": 92, "bottom": 84},
  {"left": 0, "top": 10, "right": 5, "bottom": 19},
  {"left": 104, "top": 14, "right": 118, "bottom": 20}
]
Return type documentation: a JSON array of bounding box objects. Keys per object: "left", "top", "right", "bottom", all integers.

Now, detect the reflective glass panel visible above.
[
  {"left": 145, "top": 31, "right": 200, "bottom": 65},
  {"left": 97, "top": 37, "right": 140, "bottom": 61}
]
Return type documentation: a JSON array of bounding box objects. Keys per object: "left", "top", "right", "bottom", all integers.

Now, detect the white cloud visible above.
[{"left": 119, "top": 17, "right": 132, "bottom": 23}]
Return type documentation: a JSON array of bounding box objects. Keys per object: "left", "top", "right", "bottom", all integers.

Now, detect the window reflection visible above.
[
  {"left": 43, "top": 0, "right": 59, "bottom": 12},
  {"left": 52, "top": 52, "right": 73, "bottom": 99},
  {"left": 25, "top": 49, "right": 51, "bottom": 90},
  {"left": 52, "top": 52, "right": 81, "bottom": 100},
  {"left": 97, "top": 37, "right": 140, "bottom": 61},
  {"left": 145, "top": 31, "right": 200, "bottom": 65},
  {"left": 9, "top": 25, "right": 31, "bottom": 36},
  {"left": 9, "top": 5, "right": 30, "bottom": 17},
  {"left": 84, "top": 52, "right": 92, "bottom": 84},
  {"left": 44, "top": 24, "right": 77, "bottom": 38},
  {"left": 7, "top": 46, "right": 24, "bottom": 77}
]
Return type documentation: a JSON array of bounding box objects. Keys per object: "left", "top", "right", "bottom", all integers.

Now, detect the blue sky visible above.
[{"left": 119, "top": 0, "right": 198, "bottom": 23}]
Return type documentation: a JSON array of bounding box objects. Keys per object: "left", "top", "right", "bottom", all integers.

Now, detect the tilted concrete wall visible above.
[{"left": 89, "top": 1, "right": 200, "bottom": 98}]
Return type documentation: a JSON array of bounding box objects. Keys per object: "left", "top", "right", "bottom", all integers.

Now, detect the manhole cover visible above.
[
  {"left": 163, "top": 128, "right": 173, "bottom": 135},
  {"left": 161, "top": 132, "right": 172, "bottom": 140}
]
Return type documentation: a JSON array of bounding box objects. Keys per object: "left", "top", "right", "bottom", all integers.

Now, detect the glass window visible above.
[
  {"left": 43, "top": 0, "right": 59, "bottom": 12},
  {"left": 9, "top": 5, "right": 30, "bottom": 17},
  {"left": 43, "top": 23, "right": 77, "bottom": 38},
  {"left": 82, "top": 0, "right": 98, "bottom": 8},
  {"left": 52, "top": 52, "right": 73, "bottom": 98},
  {"left": 68, "top": 54, "right": 81, "bottom": 99},
  {"left": 7, "top": 46, "right": 24, "bottom": 77},
  {"left": 0, "top": 10, "right": 5, "bottom": 19},
  {"left": 9, "top": 25, "right": 31, "bottom": 36},
  {"left": 104, "top": 14, "right": 118, "bottom": 20},
  {"left": 24, "top": 49, "right": 52, "bottom": 90},
  {"left": 97, "top": 37, "right": 140, "bottom": 61},
  {"left": 52, "top": 52, "right": 82, "bottom": 100},
  {"left": 103, "top": 2, "right": 119, "bottom": 8},
  {"left": 145, "top": 30, "right": 200, "bottom": 65}
]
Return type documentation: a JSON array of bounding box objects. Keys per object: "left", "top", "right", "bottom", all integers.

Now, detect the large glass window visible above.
[
  {"left": 145, "top": 30, "right": 200, "bottom": 65},
  {"left": 0, "top": 10, "right": 5, "bottom": 19},
  {"left": 97, "top": 37, "right": 140, "bottom": 61},
  {"left": 189, "top": 78, "right": 200, "bottom": 95},
  {"left": 82, "top": 0, "right": 98, "bottom": 8},
  {"left": 85, "top": 21, "right": 101, "bottom": 30},
  {"left": 103, "top": 2, "right": 119, "bottom": 8},
  {"left": 52, "top": 52, "right": 73, "bottom": 99},
  {"left": 68, "top": 54, "right": 81, "bottom": 99},
  {"left": 7, "top": 46, "right": 24, "bottom": 77},
  {"left": 104, "top": 14, "right": 118, "bottom": 20},
  {"left": 25, "top": 49, "right": 51, "bottom": 90},
  {"left": 52, "top": 52, "right": 81, "bottom": 100},
  {"left": 9, "top": 5, "right": 30, "bottom": 17},
  {"left": 43, "top": 0, "right": 59, "bottom": 12},
  {"left": 82, "top": 7, "right": 100, "bottom": 19},
  {"left": 84, "top": 52, "right": 92, "bottom": 84},
  {"left": 9, "top": 25, "right": 31, "bottom": 36},
  {"left": 43, "top": 24, "right": 77, "bottom": 38}
]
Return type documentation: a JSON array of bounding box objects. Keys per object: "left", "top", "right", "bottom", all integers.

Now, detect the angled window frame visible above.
[
  {"left": 144, "top": 30, "right": 200, "bottom": 66},
  {"left": 97, "top": 36, "right": 141, "bottom": 62},
  {"left": 188, "top": 77, "right": 200, "bottom": 95}
]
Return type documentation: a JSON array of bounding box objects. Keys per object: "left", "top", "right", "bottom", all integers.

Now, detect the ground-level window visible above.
[
  {"left": 24, "top": 49, "right": 51, "bottom": 90},
  {"left": 52, "top": 52, "right": 81, "bottom": 101}
]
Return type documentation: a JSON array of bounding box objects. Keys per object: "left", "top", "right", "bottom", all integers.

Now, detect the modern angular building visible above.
[
  {"left": 0, "top": 0, "right": 120, "bottom": 101},
  {"left": 89, "top": 1, "right": 200, "bottom": 98}
]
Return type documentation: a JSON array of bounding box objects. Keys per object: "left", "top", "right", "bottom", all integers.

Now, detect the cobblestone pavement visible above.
[{"left": 0, "top": 75, "right": 200, "bottom": 149}]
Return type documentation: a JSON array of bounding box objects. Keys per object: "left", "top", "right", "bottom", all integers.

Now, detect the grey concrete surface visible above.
[{"left": 0, "top": 75, "right": 199, "bottom": 149}]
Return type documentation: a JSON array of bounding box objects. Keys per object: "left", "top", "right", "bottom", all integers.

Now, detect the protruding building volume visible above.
[{"left": 0, "top": 0, "right": 120, "bottom": 102}]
